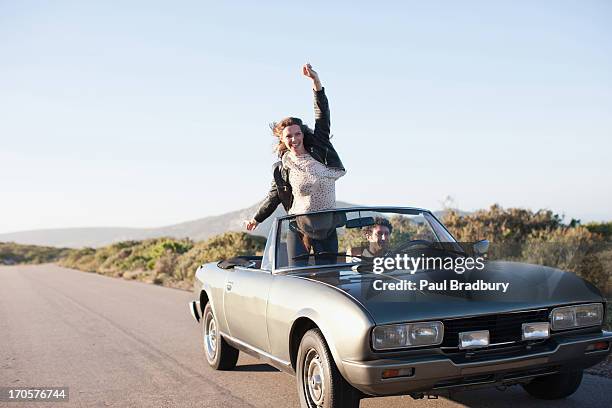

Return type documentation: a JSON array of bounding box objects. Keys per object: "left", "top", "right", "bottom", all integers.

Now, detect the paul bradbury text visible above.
[{"left": 372, "top": 279, "right": 510, "bottom": 293}]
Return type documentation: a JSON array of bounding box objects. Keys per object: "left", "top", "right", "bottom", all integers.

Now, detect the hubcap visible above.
[
  {"left": 204, "top": 311, "right": 217, "bottom": 360},
  {"left": 303, "top": 348, "right": 325, "bottom": 407}
]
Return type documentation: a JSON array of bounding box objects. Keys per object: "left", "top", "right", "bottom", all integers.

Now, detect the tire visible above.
[
  {"left": 521, "top": 369, "right": 583, "bottom": 400},
  {"left": 296, "top": 328, "right": 361, "bottom": 408},
  {"left": 201, "top": 302, "right": 239, "bottom": 370}
]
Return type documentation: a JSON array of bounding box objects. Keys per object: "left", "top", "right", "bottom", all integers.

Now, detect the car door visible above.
[{"left": 223, "top": 266, "right": 273, "bottom": 353}]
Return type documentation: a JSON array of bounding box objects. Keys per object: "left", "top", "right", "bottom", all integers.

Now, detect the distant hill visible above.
[{"left": 0, "top": 202, "right": 463, "bottom": 248}]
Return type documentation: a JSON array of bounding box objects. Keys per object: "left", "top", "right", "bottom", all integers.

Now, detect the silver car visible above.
[{"left": 189, "top": 207, "right": 611, "bottom": 408}]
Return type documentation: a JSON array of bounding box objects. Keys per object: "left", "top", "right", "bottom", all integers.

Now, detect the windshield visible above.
[{"left": 274, "top": 208, "right": 459, "bottom": 270}]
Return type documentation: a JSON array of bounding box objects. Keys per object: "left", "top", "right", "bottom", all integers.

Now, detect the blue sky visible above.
[{"left": 1, "top": 0, "right": 611, "bottom": 233}]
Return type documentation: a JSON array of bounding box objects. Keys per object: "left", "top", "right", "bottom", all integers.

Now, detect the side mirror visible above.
[{"left": 473, "top": 240, "right": 489, "bottom": 256}]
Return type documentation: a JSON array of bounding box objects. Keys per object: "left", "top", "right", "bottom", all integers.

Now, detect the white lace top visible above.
[{"left": 282, "top": 152, "right": 346, "bottom": 214}]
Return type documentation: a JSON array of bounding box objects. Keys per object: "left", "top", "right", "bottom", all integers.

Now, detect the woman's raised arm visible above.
[
  {"left": 303, "top": 64, "right": 330, "bottom": 141},
  {"left": 303, "top": 63, "right": 322, "bottom": 91}
]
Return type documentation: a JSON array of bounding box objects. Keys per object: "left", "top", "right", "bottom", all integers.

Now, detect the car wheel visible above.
[
  {"left": 202, "top": 302, "right": 239, "bottom": 370},
  {"left": 296, "top": 328, "right": 361, "bottom": 408},
  {"left": 521, "top": 369, "right": 583, "bottom": 400}
]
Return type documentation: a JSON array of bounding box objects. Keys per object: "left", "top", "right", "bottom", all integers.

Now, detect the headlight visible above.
[
  {"left": 372, "top": 321, "right": 443, "bottom": 350},
  {"left": 550, "top": 303, "right": 603, "bottom": 330}
]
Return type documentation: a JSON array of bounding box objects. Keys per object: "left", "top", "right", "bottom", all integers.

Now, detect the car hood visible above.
[{"left": 290, "top": 261, "right": 605, "bottom": 325}]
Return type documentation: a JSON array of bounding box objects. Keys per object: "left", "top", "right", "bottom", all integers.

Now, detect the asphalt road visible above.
[{"left": 1, "top": 264, "right": 611, "bottom": 408}]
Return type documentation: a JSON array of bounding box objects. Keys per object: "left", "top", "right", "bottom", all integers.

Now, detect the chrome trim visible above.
[
  {"left": 275, "top": 262, "right": 358, "bottom": 274},
  {"left": 440, "top": 340, "right": 517, "bottom": 350},
  {"left": 482, "top": 340, "right": 516, "bottom": 347},
  {"left": 443, "top": 308, "right": 549, "bottom": 321},
  {"left": 233, "top": 265, "right": 271, "bottom": 274},
  {"left": 506, "top": 308, "right": 549, "bottom": 314},
  {"left": 275, "top": 206, "right": 431, "bottom": 221},
  {"left": 271, "top": 215, "right": 280, "bottom": 271},
  {"left": 219, "top": 331, "right": 291, "bottom": 366}
]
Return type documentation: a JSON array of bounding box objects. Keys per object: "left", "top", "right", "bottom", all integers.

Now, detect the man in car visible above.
[{"left": 361, "top": 217, "right": 393, "bottom": 258}]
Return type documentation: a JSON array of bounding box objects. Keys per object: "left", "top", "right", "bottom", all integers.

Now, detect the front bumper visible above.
[{"left": 342, "top": 330, "right": 612, "bottom": 396}]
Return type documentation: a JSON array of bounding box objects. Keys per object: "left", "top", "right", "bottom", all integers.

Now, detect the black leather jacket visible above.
[{"left": 253, "top": 88, "right": 344, "bottom": 223}]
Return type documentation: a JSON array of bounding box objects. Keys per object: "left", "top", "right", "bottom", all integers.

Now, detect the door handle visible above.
[{"left": 226, "top": 281, "right": 233, "bottom": 291}]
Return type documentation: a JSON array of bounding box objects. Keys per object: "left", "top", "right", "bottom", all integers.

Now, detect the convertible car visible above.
[{"left": 189, "top": 207, "right": 611, "bottom": 408}]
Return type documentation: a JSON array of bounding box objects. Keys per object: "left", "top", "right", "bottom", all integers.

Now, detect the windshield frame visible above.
[{"left": 272, "top": 207, "right": 459, "bottom": 274}]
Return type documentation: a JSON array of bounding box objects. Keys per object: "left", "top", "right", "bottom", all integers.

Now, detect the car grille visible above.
[{"left": 441, "top": 309, "right": 550, "bottom": 348}]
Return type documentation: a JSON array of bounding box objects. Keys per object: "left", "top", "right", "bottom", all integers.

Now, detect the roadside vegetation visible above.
[
  {"left": 1, "top": 206, "right": 610, "bottom": 317},
  {"left": 58, "top": 232, "right": 266, "bottom": 290},
  {"left": 443, "top": 205, "right": 611, "bottom": 297},
  {"left": 1, "top": 232, "right": 265, "bottom": 290},
  {"left": 0, "top": 242, "right": 72, "bottom": 265}
]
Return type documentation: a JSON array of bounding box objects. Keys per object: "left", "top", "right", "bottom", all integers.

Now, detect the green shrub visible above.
[
  {"left": 443, "top": 204, "right": 563, "bottom": 243},
  {"left": 175, "top": 232, "right": 266, "bottom": 280},
  {"left": 55, "top": 233, "right": 264, "bottom": 286},
  {"left": 522, "top": 227, "right": 609, "bottom": 293},
  {"left": 442, "top": 205, "right": 611, "bottom": 295},
  {"left": 584, "top": 222, "right": 612, "bottom": 241}
]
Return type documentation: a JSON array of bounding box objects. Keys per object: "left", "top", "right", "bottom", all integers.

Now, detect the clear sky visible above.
[{"left": 1, "top": 0, "right": 611, "bottom": 234}]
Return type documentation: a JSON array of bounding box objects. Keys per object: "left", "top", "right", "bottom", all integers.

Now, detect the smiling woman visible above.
[{"left": 244, "top": 63, "right": 346, "bottom": 264}]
